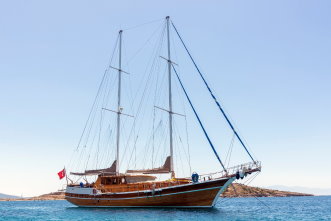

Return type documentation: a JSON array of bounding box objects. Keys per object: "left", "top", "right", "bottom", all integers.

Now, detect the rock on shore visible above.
[{"left": 222, "top": 183, "right": 313, "bottom": 197}]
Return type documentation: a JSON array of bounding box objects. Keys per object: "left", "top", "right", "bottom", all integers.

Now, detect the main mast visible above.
[
  {"left": 116, "top": 30, "right": 123, "bottom": 175},
  {"left": 166, "top": 16, "right": 175, "bottom": 179}
]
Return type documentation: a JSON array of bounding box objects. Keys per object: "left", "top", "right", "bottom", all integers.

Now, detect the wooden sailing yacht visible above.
[{"left": 64, "top": 16, "right": 261, "bottom": 208}]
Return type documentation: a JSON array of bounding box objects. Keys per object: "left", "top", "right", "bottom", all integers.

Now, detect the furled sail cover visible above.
[
  {"left": 70, "top": 160, "right": 117, "bottom": 176},
  {"left": 126, "top": 156, "right": 171, "bottom": 174}
]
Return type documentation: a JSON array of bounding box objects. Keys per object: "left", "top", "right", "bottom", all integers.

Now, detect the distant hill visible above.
[
  {"left": 0, "top": 192, "right": 64, "bottom": 201},
  {"left": 266, "top": 185, "right": 331, "bottom": 196},
  {"left": 0, "top": 193, "right": 20, "bottom": 199},
  {"left": 28, "top": 192, "right": 65, "bottom": 201}
]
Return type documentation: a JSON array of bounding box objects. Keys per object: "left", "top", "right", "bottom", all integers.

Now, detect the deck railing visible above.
[{"left": 197, "top": 161, "right": 261, "bottom": 181}]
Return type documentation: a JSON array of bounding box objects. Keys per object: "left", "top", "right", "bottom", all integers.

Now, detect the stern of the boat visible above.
[{"left": 65, "top": 186, "right": 96, "bottom": 206}]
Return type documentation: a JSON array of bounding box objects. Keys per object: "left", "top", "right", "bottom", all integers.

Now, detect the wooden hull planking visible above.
[{"left": 65, "top": 177, "right": 235, "bottom": 208}]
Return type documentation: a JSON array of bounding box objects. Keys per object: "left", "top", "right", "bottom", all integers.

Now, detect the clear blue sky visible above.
[{"left": 0, "top": 0, "right": 330, "bottom": 196}]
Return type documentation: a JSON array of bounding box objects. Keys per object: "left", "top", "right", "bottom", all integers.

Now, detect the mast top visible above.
[{"left": 119, "top": 30, "right": 123, "bottom": 33}]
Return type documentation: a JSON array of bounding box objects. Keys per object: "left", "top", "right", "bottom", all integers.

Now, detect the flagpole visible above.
[{"left": 64, "top": 166, "right": 68, "bottom": 186}]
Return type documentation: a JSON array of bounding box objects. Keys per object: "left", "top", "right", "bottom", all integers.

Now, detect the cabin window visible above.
[{"left": 101, "top": 178, "right": 112, "bottom": 185}]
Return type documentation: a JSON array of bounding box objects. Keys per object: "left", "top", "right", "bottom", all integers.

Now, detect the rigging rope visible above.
[
  {"left": 225, "top": 133, "right": 235, "bottom": 168},
  {"left": 172, "top": 65, "right": 226, "bottom": 171},
  {"left": 122, "top": 18, "right": 164, "bottom": 31},
  {"left": 68, "top": 32, "right": 120, "bottom": 173},
  {"left": 184, "top": 116, "right": 192, "bottom": 175},
  {"left": 171, "top": 21, "right": 256, "bottom": 163},
  {"left": 123, "top": 22, "right": 167, "bottom": 170}
]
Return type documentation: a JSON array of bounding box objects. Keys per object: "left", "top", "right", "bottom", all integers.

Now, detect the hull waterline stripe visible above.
[
  {"left": 65, "top": 185, "right": 222, "bottom": 201},
  {"left": 76, "top": 205, "right": 213, "bottom": 208}
]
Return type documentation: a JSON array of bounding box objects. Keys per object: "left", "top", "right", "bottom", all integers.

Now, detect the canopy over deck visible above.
[{"left": 70, "top": 160, "right": 117, "bottom": 176}]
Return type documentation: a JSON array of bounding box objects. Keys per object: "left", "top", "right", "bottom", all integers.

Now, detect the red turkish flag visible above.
[{"left": 57, "top": 168, "right": 66, "bottom": 180}]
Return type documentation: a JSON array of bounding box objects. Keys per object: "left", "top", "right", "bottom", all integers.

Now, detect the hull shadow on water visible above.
[{"left": 66, "top": 205, "right": 224, "bottom": 215}]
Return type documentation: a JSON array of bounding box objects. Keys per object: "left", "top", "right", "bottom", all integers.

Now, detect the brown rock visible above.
[{"left": 222, "top": 183, "right": 313, "bottom": 197}]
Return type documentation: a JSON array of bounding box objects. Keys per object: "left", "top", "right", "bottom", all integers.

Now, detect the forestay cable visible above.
[
  {"left": 172, "top": 65, "right": 226, "bottom": 171},
  {"left": 171, "top": 21, "right": 256, "bottom": 163}
]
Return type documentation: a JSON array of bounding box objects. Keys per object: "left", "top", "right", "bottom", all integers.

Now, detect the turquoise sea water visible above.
[{"left": 0, "top": 196, "right": 330, "bottom": 220}]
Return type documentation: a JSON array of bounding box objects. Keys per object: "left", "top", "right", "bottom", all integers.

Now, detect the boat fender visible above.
[
  {"left": 192, "top": 172, "right": 199, "bottom": 183},
  {"left": 152, "top": 184, "right": 156, "bottom": 196},
  {"left": 80, "top": 182, "right": 84, "bottom": 188},
  {"left": 240, "top": 171, "right": 245, "bottom": 179},
  {"left": 235, "top": 171, "right": 240, "bottom": 180}
]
